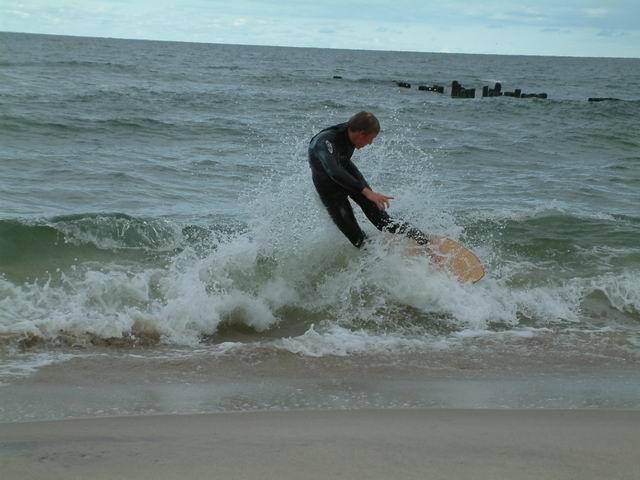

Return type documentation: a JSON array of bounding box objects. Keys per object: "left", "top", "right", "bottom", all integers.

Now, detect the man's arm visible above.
[
  {"left": 311, "top": 136, "right": 393, "bottom": 210},
  {"left": 345, "top": 160, "right": 393, "bottom": 210},
  {"left": 344, "top": 160, "right": 370, "bottom": 191},
  {"left": 361, "top": 187, "right": 393, "bottom": 210},
  {"left": 313, "top": 139, "right": 367, "bottom": 194}
]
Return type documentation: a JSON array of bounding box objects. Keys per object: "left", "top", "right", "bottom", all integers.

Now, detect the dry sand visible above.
[{"left": 2, "top": 408, "right": 639, "bottom": 480}]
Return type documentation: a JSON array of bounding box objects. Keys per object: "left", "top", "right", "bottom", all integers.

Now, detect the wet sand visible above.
[
  {"left": 2, "top": 409, "right": 639, "bottom": 480},
  {"left": 2, "top": 344, "right": 640, "bottom": 422}
]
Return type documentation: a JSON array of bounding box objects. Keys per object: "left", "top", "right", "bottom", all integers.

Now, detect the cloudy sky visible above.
[{"left": 2, "top": 1, "right": 639, "bottom": 57}]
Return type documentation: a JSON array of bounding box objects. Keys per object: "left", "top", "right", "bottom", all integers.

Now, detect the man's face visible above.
[{"left": 351, "top": 131, "right": 378, "bottom": 149}]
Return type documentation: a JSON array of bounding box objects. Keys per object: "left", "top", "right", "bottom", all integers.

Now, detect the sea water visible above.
[{"left": 1, "top": 32, "right": 639, "bottom": 420}]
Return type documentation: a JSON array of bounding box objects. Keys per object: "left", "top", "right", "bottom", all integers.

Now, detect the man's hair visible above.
[{"left": 347, "top": 111, "right": 380, "bottom": 135}]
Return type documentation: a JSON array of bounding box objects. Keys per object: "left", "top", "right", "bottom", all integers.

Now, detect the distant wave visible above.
[
  {"left": 0, "top": 114, "right": 181, "bottom": 133},
  {"left": 353, "top": 77, "right": 401, "bottom": 86},
  {"left": 204, "top": 65, "right": 241, "bottom": 71},
  {"left": 0, "top": 60, "right": 139, "bottom": 71},
  {"left": 464, "top": 211, "right": 640, "bottom": 253},
  {"left": 0, "top": 214, "right": 252, "bottom": 270},
  {"left": 0, "top": 89, "right": 230, "bottom": 110},
  {"left": 0, "top": 214, "right": 184, "bottom": 256}
]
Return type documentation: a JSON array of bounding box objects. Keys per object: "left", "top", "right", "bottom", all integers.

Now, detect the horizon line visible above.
[{"left": 2, "top": 30, "right": 638, "bottom": 60}]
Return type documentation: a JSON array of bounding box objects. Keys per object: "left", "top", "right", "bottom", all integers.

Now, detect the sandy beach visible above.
[{"left": 2, "top": 408, "right": 639, "bottom": 480}]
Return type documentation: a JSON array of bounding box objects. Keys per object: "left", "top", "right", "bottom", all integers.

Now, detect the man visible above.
[{"left": 308, "top": 111, "right": 430, "bottom": 248}]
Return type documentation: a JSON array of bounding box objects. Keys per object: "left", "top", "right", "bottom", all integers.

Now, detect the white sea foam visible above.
[
  {"left": 587, "top": 271, "right": 640, "bottom": 315},
  {"left": 274, "top": 324, "right": 449, "bottom": 357},
  {"left": 468, "top": 204, "right": 619, "bottom": 223},
  {"left": 2, "top": 214, "right": 638, "bottom": 348},
  {"left": 0, "top": 351, "right": 78, "bottom": 383},
  {"left": 50, "top": 215, "right": 185, "bottom": 251},
  {"left": 2, "top": 215, "right": 637, "bottom": 349}
]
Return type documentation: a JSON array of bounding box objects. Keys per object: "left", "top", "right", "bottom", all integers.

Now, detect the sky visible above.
[{"left": 2, "top": 1, "right": 639, "bottom": 57}]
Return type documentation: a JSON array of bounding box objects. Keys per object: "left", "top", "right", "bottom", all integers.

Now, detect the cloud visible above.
[
  {"left": 586, "top": 8, "right": 610, "bottom": 18},
  {"left": 507, "top": 6, "right": 546, "bottom": 21},
  {"left": 1, "top": 0, "right": 639, "bottom": 57},
  {"left": 232, "top": 17, "right": 247, "bottom": 28},
  {"left": 8, "top": 9, "right": 32, "bottom": 18},
  {"left": 541, "top": 27, "right": 571, "bottom": 34},
  {"left": 598, "top": 29, "right": 626, "bottom": 38}
]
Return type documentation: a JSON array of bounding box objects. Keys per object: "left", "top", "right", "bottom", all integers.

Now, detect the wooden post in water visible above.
[
  {"left": 451, "top": 81, "right": 474, "bottom": 98},
  {"left": 451, "top": 80, "right": 461, "bottom": 97}
]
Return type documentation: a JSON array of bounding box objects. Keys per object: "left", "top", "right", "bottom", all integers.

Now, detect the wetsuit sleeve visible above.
[
  {"left": 312, "top": 139, "right": 367, "bottom": 194},
  {"left": 345, "top": 161, "right": 371, "bottom": 190}
]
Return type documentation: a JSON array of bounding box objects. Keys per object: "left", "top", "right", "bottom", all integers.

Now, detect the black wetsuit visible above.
[{"left": 308, "top": 122, "right": 429, "bottom": 248}]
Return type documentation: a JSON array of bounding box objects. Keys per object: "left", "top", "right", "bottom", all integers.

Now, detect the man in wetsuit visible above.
[{"left": 308, "top": 111, "right": 430, "bottom": 248}]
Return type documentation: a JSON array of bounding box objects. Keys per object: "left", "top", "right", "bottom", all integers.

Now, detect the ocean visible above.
[{"left": 1, "top": 32, "right": 639, "bottom": 421}]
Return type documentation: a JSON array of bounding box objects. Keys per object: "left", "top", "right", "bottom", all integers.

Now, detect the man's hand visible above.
[{"left": 362, "top": 187, "right": 394, "bottom": 210}]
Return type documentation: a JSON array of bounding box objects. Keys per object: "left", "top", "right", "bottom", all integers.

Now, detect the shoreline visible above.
[
  {"left": 2, "top": 345, "right": 640, "bottom": 423},
  {"left": 2, "top": 372, "right": 640, "bottom": 424},
  {"left": 2, "top": 408, "right": 639, "bottom": 480}
]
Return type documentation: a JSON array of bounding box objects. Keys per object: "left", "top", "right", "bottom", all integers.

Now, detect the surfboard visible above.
[{"left": 402, "top": 235, "right": 485, "bottom": 284}]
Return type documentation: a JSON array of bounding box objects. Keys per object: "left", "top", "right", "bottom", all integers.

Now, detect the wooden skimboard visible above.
[{"left": 402, "top": 235, "right": 485, "bottom": 284}]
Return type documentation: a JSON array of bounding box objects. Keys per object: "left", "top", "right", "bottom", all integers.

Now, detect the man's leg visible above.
[
  {"left": 349, "top": 191, "right": 430, "bottom": 245},
  {"left": 313, "top": 175, "right": 368, "bottom": 248},
  {"left": 324, "top": 197, "right": 368, "bottom": 247},
  {"left": 315, "top": 192, "right": 366, "bottom": 247}
]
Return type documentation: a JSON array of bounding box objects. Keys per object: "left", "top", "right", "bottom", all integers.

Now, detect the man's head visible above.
[{"left": 347, "top": 111, "right": 380, "bottom": 149}]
